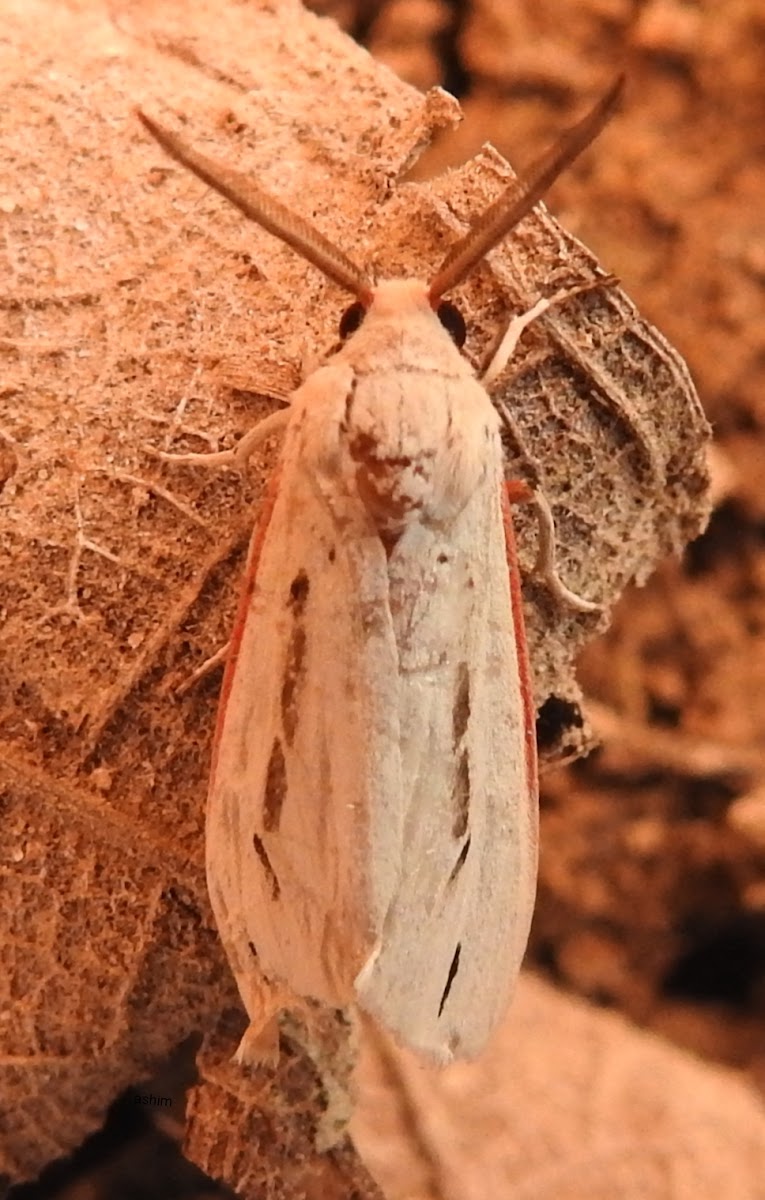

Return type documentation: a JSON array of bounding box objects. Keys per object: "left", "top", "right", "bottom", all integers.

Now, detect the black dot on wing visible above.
[
  {"left": 448, "top": 835, "right": 471, "bottom": 885},
  {"left": 263, "top": 738, "right": 287, "bottom": 828},
  {"left": 438, "top": 942, "right": 462, "bottom": 1017},
  {"left": 288, "top": 569, "right": 310, "bottom": 613}
]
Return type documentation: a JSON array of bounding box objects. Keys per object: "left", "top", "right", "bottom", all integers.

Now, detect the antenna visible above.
[
  {"left": 137, "top": 110, "right": 374, "bottom": 305},
  {"left": 428, "top": 76, "right": 625, "bottom": 303}
]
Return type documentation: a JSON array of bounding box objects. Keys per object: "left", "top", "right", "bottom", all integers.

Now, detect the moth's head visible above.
[
  {"left": 137, "top": 78, "right": 623, "bottom": 350},
  {"left": 339, "top": 279, "right": 468, "bottom": 350}
]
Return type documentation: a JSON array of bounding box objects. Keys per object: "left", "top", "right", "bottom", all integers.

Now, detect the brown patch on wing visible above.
[
  {"left": 263, "top": 738, "right": 287, "bottom": 831},
  {"left": 452, "top": 751, "right": 470, "bottom": 840},
  {"left": 288, "top": 569, "right": 310, "bottom": 614},
  {"left": 349, "top": 428, "right": 434, "bottom": 533},
  {"left": 281, "top": 568, "right": 309, "bottom": 744},
  {"left": 252, "top": 833, "right": 281, "bottom": 900},
  {"left": 281, "top": 623, "right": 307, "bottom": 745},
  {"left": 451, "top": 663, "right": 471, "bottom": 838}
]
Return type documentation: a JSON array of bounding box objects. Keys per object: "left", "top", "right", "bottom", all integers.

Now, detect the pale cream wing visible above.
[
  {"left": 206, "top": 384, "right": 403, "bottom": 1013},
  {"left": 355, "top": 444, "right": 538, "bottom": 1063}
]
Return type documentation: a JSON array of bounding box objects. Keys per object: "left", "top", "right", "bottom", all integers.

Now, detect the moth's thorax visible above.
[
  {"left": 330, "top": 278, "right": 501, "bottom": 538},
  {"left": 366, "top": 278, "right": 433, "bottom": 319},
  {"left": 339, "top": 278, "right": 468, "bottom": 377}
]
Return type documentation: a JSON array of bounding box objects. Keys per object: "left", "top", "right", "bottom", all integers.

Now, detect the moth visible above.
[{"left": 139, "top": 78, "right": 621, "bottom": 1065}]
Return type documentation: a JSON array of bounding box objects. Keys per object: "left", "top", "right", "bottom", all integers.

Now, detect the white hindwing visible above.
[{"left": 207, "top": 295, "right": 538, "bottom": 1063}]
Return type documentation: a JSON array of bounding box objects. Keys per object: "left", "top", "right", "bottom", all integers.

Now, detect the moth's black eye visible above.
[
  {"left": 339, "top": 301, "right": 366, "bottom": 339},
  {"left": 436, "top": 300, "right": 467, "bottom": 348}
]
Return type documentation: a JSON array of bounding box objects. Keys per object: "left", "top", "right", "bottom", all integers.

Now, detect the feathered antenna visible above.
[
  {"left": 137, "top": 110, "right": 374, "bottom": 306},
  {"left": 428, "top": 76, "right": 625, "bottom": 304}
]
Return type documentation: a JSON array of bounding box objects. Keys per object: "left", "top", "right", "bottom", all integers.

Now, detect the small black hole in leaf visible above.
[{"left": 536, "top": 694, "right": 583, "bottom": 753}]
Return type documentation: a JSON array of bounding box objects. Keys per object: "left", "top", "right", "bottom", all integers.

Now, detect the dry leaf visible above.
[{"left": 353, "top": 973, "right": 765, "bottom": 1200}]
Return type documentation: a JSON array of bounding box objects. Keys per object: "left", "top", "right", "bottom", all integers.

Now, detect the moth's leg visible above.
[
  {"left": 174, "top": 641, "right": 230, "bottom": 696},
  {"left": 506, "top": 479, "right": 601, "bottom": 613},
  {"left": 149, "top": 405, "right": 290, "bottom": 469},
  {"left": 150, "top": 405, "right": 290, "bottom": 692},
  {"left": 480, "top": 276, "right": 617, "bottom": 388}
]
